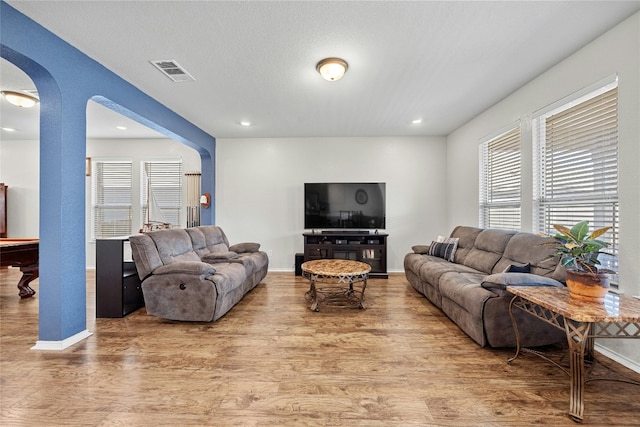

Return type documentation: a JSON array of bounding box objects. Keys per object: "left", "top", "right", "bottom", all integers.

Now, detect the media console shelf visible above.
[
  {"left": 303, "top": 232, "right": 388, "bottom": 278},
  {"left": 96, "top": 236, "right": 144, "bottom": 317}
]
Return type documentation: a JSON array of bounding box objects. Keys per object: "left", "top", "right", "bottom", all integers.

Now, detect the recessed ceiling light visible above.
[
  {"left": 411, "top": 118, "right": 423, "bottom": 124},
  {"left": 116, "top": 126, "right": 127, "bottom": 130},
  {"left": 240, "top": 121, "right": 252, "bottom": 127},
  {"left": 2, "top": 127, "right": 16, "bottom": 132}
]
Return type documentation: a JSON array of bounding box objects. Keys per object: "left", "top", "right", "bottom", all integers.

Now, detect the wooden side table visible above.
[
  {"left": 301, "top": 259, "right": 371, "bottom": 312},
  {"left": 506, "top": 285, "right": 640, "bottom": 422}
]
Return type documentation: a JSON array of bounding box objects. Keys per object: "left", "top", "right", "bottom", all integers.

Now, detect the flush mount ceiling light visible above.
[
  {"left": 1, "top": 90, "right": 39, "bottom": 108},
  {"left": 316, "top": 57, "right": 348, "bottom": 81}
]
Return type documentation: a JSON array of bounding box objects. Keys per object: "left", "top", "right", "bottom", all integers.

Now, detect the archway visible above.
[{"left": 2, "top": 2, "right": 216, "bottom": 348}]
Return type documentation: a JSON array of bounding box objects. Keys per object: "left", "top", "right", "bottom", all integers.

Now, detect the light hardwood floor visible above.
[{"left": 1, "top": 268, "right": 639, "bottom": 426}]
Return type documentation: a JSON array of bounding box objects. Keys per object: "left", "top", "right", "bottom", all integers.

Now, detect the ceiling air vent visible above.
[{"left": 150, "top": 60, "right": 195, "bottom": 82}]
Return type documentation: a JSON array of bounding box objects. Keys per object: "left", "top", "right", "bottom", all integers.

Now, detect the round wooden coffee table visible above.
[{"left": 301, "top": 259, "right": 371, "bottom": 312}]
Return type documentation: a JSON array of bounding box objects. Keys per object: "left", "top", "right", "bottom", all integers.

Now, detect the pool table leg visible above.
[{"left": 17, "top": 265, "right": 38, "bottom": 298}]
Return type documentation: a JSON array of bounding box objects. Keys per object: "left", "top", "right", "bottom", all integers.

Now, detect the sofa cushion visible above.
[
  {"left": 199, "top": 225, "right": 230, "bottom": 246},
  {"left": 129, "top": 233, "right": 164, "bottom": 279},
  {"left": 463, "top": 229, "right": 516, "bottom": 274},
  {"left": 439, "top": 271, "right": 492, "bottom": 315},
  {"left": 449, "top": 226, "right": 483, "bottom": 264},
  {"left": 404, "top": 252, "right": 431, "bottom": 273},
  {"left": 492, "top": 232, "right": 565, "bottom": 282},
  {"left": 416, "top": 257, "right": 481, "bottom": 308},
  {"left": 209, "top": 263, "right": 251, "bottom": 319},
  {"left": 439, "top": 271, "right": 495, "bottom": 346},
  {"left": 152, "top": 261, "right": 216, "bottom": 276},
  {"left": 238, "top": 252, "right": 269, "bottom": 274},
  {"left": 148, "top": 228, "right": 201, "bottom": 265},
  {"left": 209, "top": 263, "right": 247, "bottom": 294},
  {"left": 463, "top": 248, "right": 501, "bottom": 275},
  {"left": 187, "top": 226, "right": 230, "bottom": 258},
  {"left": 419, "top": 257, "right": 480, "bottom": 284}
]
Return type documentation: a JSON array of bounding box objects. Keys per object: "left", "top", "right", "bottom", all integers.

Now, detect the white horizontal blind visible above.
[
  {"left": 141, "top": 160, "right": 183, "bottom": 227},
  {"left": 534, "top": 85, "right": 618, "bottom": 276},
  {"left": 92, "top": 161, "right": 133, "bottom": 238},
  {"left": 479, "top": 126, "right": 521, "bottom": 230}
]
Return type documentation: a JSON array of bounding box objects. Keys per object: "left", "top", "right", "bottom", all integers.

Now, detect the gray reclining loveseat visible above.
[
  {"left": 129, "top": 225, "right": 268, "bottom": 322},
  {"left": 404, "top": 225, "right": 567, "bottom": 348}
]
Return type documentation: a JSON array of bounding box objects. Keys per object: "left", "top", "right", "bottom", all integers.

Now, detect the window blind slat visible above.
[
  {"left": 480, "top": 126, "right": 521, "bottom": 230},
  {"left": 92, "top": 161, "right": 133, "bottom": 239},
  {"left": 534, "top": 85, "right": 618, "bottom": 279}
]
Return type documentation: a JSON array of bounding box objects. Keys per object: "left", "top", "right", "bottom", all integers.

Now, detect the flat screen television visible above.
[{"left": 304, "top": 182, "right": 386, "bottom": 230}]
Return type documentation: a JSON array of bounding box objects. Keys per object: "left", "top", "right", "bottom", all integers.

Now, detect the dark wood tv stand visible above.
[{"left": 302, "top": 231, "right": 388, "bottom": 278}]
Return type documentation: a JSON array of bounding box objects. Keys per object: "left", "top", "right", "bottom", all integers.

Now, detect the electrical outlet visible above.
[{"left": 267, "top": 250, "right": 273, "bottom": 258}]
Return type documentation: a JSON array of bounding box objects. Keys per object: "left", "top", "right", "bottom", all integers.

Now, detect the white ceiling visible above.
[{"left": 2, "top": 1, "right": 639, "bottom": 141}]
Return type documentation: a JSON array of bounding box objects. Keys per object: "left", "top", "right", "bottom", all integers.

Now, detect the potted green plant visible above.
[{"left": 548, "top": 221, "right": 614, "bottom": 302}]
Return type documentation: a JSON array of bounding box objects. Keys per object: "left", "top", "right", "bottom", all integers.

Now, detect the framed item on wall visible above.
[{"left": 355, "top": 189, "right": 368, "bottom": 204}]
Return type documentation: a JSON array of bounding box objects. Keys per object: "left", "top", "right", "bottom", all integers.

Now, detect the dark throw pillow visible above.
[
  {"left": 428, "top": 241, "right": 457, "bottom": 262},
  {"left": 504, "top": 263, "right": 531, "bottom": 273}
]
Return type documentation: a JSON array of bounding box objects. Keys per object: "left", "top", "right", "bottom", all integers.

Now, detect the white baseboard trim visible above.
[
  {"left": 31, "top": 329, "right": 93, "bottom": 351},
  {"left": 595, "top": 343, "right": 640, "bottom": 374}
]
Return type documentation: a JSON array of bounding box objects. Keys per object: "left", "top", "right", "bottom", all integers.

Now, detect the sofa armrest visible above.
[
  {"left": 202, "top": 251, "right": 239, "bottom": 263},
  {"left": 411, "top": 245, "right": 430, "bottom": 254},
  {"left": 229, "top": 242, "right": 261, "bottom": 253},
  {"left": 152, "top": 261, "right": 216, "bottom": 276}
]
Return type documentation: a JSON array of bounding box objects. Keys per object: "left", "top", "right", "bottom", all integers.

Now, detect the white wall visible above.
[
  {"left": 0, "top": 139, "right": 39, "bottom": 237},
  {"left": 215, "top": 136, "right": 447, "bottom": 272},
  {"left": 84, "top": 138, "right": 202, "bottom": 267},
  {"left": 0, "top": 137, "right": 201, "bottom": 265},
  {"left": 0, "top": 135, "right": 448, "bottom": 273},
  {"left": 446, "top": 13, "right": 640, "bottom": 368}
]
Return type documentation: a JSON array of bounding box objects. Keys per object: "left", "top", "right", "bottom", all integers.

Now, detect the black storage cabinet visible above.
[{"left": 96, "top": 236, "right": 144, "bottom": 317}]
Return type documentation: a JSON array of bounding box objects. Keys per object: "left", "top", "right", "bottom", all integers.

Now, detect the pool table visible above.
[{"left": 0, "top": 238, "right": 39, "bottom": 298}]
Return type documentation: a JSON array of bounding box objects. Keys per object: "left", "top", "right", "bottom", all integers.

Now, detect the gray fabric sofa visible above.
[
  {"left": 404, "top": 225, "right": 567, "bottom": 348},
  {"left": 129, "top": 225, "right": 268, "bottom": 322}
]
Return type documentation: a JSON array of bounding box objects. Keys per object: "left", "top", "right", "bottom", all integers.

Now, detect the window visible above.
[
  {"left": 479, "top": 125, "right": 521, "bottom": 230},
  {"left": 92, "top": 160, "right": 133, "bottom": 238},
  {"left": 141, "top": 160, "right": 183, "bottom": 228},
  {"left": 533, "top": 80, "right": 618, "bottom": 277}
]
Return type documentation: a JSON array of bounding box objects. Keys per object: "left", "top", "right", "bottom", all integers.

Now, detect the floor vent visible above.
[{"left": 150, "top": 60, "right": 196, "bottom": 82}]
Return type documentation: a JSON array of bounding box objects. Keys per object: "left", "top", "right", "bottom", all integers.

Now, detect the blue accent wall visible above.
[{"left": 1, "top": 2, "right": 216, "bottom": 343}]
